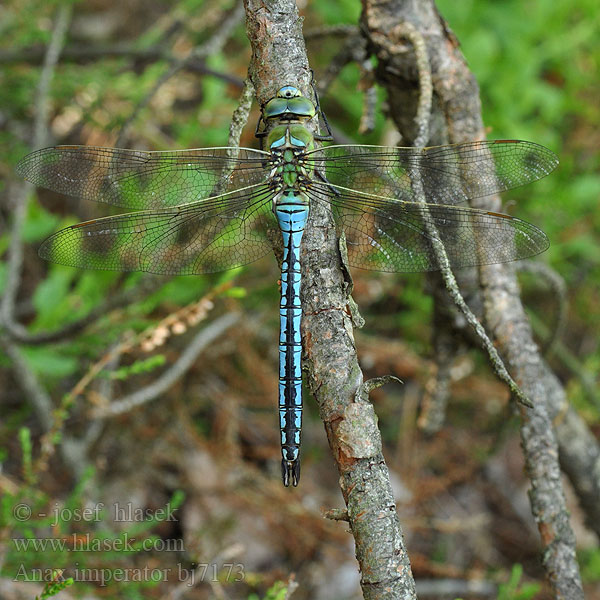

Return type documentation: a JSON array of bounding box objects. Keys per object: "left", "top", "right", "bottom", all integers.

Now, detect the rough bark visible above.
[
  {"left": 361, "top": 0, "right": 588, "bottom": 598},
  {"left": 243, "top": 1, "right": 417, "bottom": 597}
]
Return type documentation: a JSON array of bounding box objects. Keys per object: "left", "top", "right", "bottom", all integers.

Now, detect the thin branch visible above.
[
  {"left": 387, "top": 23, "right": 431, "bottom": 149},
  {"left": 1, "top": 3, "right": 71, "bottom": 433},
  {"left": 1, "top": 4, "right": 80, "bottom": 481},
  {"left": 33, "top": 285, "right": 232, "bottom": 472},
  {"left": 391, "top": 20, "right": 534, "bottom": 408},
  {"left": 228, "top": 78, "right": 255, "bottom": 147},
  {"left": 115, "top": 1, "right": 245, "bottom": 146},
  {"left": 515, "top": 260, "right": 568, "bottom": 357},
  {"left": 304, "top": 24, "right": 358, "bottom": 39},
  {"left": 358, "top": 78, "right": 377, "bottom": 136},
  {"left": 317, "top": 31, "right": 365, "bottom": 94},
  {"left": 316, "top": 30, "right": 378, "bottom": 137},
  {"left": 415, "top": 578, "right": 496, "bottom": 598},
  {"left": 5, "top": 276, "right": 165, "bottom": 345},
  {"left": 323, "top": 508, "right": 350, "bottom": 522},
  {"left": 418, "top": 324, "right": 455, "bottom": 434},
  {"left": 0, "top": 335, "right": 53, "bottom": 430},
  {"left": 0, "top": 44, "right": 245, "bottom": 87},
  {"left": 527, "top": 311, "right": 599, "bottom": 409},
  {"left": 33, "top": 4, "right": 72, "bottom": 149},
  {"left": 93, "top": 312, "right": 240, "bottom": 418},
  {"left": 0, "top": 182, "right": 30, "bottom": 333},
  {"left": 1, "top": 4, "right": 71, "bottom": 331}
]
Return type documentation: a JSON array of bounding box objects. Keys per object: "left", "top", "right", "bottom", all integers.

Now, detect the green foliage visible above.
[
  {"left": 497, "top": 564, "right": 541, "bottom": 600},
  {"left": 22, "top": 200, "right": 61, "bottom": 244},
  {"left": 18, "top": 427, "right": 34, "bottom": 485},
  {"left": 35, "top": 571, "right": 74, "bottom": 600},
  {"left": 436, "top": 0, "right": 600, "bottom": 275},
  {"left": 31, "top": 265, "right": 78, "bottom": 328},
  {"left": 110, "top": 354, "right": 167, "bottom": 380},
  {"left": 31, "top": 263, "right": 120, "bottom": 331},
  {"left": 224, "top": 285, "right": 248, "bottom": 299},
  {"left": 136, "top": 276, "right": 212, "bottom": 314},
  {"left": 579, "top": 546, "right": 600, "bottom": 583},
  {"left": 247, "top": 581, "right": 288, "bottom": 600},
  {"left": 0, "top": 262, "right": 6, "bottom": 296},
  {"left": 312, "top": 0, "right": 361, "bottom": 25},
  {"left": 2, "top": 479, "right": 186, "bottom": 598},
  {"left": 20, "top": 346, "right": 79, "bottom": 379}
]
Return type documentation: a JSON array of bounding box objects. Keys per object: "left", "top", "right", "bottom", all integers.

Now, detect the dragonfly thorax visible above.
[
  {"left": 267, "top": 123, "right": 314, "bottom": 152},
  {"left": 268, "top": 124, "right": 314, "bottom": 194}
]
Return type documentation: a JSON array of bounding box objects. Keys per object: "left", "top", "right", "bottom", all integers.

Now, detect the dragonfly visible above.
[{"left": 17, "top": 85, "right": 558, "bottom": 486}]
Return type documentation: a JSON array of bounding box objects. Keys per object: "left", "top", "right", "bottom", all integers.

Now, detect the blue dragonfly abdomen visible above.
[{"left": 275, "top": 192, "right": 308, "bottom": 487}]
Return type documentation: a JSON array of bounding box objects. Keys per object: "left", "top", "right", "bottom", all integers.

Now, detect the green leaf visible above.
[
  {"left": 224, "top": 286, "right": 247, "bottom": 298},
  {"left": 32, "top": 265, "right": 78, "bottom": 328},
  {"left": 110, "top": 354, "right": 167, "bottom": 380},
  {"left": 22, "top": 200, "right": 61, "bottom": 244},
  {"left": 21, "top": 346, "right": 79, "bottom": 378}
]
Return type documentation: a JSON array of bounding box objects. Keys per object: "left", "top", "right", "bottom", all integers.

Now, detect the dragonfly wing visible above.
[
  {"left": 39, "top": 185, "right": 277, "bottom": 274},
  {"left": 17, "top": 145, "right": 270, "bottom": 210},
  {"left": 307, "top": 186, "right": 549, "bottom": 273},
  {"left": 305, "top": 140, "right": 558, "bottom": 206}
]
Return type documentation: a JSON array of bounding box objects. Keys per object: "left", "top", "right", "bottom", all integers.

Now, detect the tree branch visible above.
[
  {"left": 243, "top": 1, "right": 417, "bottom": 597},
  {"left": 1, "top": 2, "right": 75, "bottom": 476},
  {"left": 1, "top": 2, "right": 72, "bottom": 413},
  {"left": 0, "top": 335, "right": 54, "bottom": 430},
  {"left": 1, "top": 3, "right": 71, "bottom": 331},
  {"left": 0, "top": 44, "right": 245, "bottom": 88},
  {"left": 390, "top": 20, "right": 534, "bottom": 409},
  {"left": 515, "top": 260, "right": 568, "bottom": 357},
  {"left": 362, "top": 0, "right": 587, "bottom": 596}
]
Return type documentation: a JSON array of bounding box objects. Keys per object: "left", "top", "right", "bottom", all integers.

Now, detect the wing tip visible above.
[
  {"left": 509, "top": 139, "right": 560, "bottom": 174},
  {"left": 15, "top": 154, "right": 32, "bottom": 178}
]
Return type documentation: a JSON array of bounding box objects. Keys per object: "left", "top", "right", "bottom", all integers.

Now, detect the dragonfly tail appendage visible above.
[{"left": 282, "top": 458, "right": 301, "bottom": 487}]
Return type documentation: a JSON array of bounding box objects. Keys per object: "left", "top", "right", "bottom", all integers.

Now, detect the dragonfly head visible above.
[
  {"left": 262, "top": 86, "right": 316, "bottom": 122},
  {"left": 256, "top": 83, "right": 332, "bottom": 144}
]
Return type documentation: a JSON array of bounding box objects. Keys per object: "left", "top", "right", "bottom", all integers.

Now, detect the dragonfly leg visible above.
[{"left": 314, "top": 169, "right": 342, "bottom": 197}]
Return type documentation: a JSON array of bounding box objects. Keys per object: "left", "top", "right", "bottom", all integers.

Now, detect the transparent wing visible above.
[
  {"left": 17, "top": 145, "right": 270, "bottom": 210},
  {"left": 307, "top": 185, "right": 549, "bottom": 272},
  {"left": 305, "top": 140, "right": 558, "bottom": 206},
  {"left": 39, "top": 185, "right": 278, "bottom": 275}
]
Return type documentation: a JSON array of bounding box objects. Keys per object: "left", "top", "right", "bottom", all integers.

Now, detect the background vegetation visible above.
[{"left": 1, "top": 0, "right": 598, "bottom": 598}]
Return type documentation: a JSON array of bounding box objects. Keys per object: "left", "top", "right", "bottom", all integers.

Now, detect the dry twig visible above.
[{"left": 362, "top": 0, "right": 585, "bottom": 595}]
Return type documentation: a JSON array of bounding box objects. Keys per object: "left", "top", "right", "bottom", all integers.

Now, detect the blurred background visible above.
[{"left": 0, "top": 0, "right": 598, "bottom": 598}]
